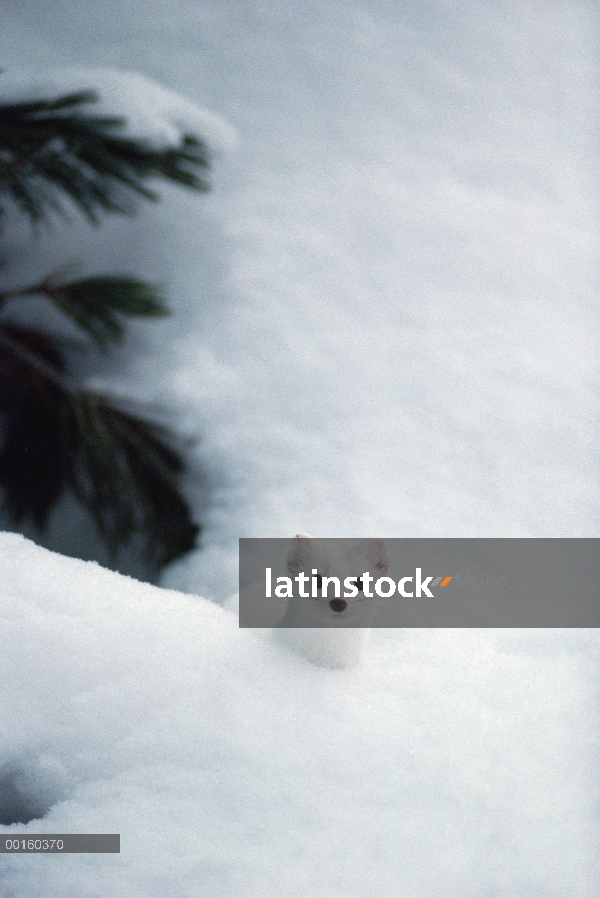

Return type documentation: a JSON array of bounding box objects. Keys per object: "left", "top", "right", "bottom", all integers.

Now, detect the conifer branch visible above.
[
  {"left": 0, "top": 322, "right": 199, "bottom": 565},
  {"left": 0, "top": 275, "right": 169, "bottom": 350},
  {"left": 0, "top": 90, "right": 211, "bottom": 228},
  {"left": 0, "top": 77, "right": 208, "bottom": 572}
]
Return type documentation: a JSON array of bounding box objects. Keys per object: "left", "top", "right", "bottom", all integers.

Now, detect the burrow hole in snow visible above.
[{"left": 0, "top": 755, "right": 71, "bottom": 826}]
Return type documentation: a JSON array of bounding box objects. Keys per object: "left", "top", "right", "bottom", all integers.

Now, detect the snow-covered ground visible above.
[
  {"left": 0, "top": 533, "right": 598, "bottom": 897},
  {"left": 0, "top": 1, "right": 598, "bottom": 895}
]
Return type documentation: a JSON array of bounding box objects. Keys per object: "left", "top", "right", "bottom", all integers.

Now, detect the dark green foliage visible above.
[
  {"left": 71, "top": 395, "right": 198, "bottom": 566},
  {"left": 0, "top": 80, "right": 208, "bottom": 570},
  {"left": 0, "top": 320, "right": 199, "bottom": 567},
  {"left": 9, "top": 275, "right": 170, "bottom": 351},
  {"left": 0, "top": 324, "right": 71, "bottom": 530},
  {"left": 0, "top": 90, "right": 211, "bottom": 229}
]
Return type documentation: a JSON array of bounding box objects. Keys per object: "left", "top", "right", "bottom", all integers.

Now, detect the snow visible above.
[
  {"left": 0, "top": 3, "right": 597, "bottom": 600},
  {"left": 0, "top": 532, "right": 598, "bottom": 897},
  {"left": 0, "top": 68, "right": 237, "bottom": 155},
  {"left": 0, "top": 0, "right": 598, "bottom": 894}
]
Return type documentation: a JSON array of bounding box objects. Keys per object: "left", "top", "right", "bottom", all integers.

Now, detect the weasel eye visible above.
[{"left": 355, "top": 578, "right": 364, "bottom": 592}]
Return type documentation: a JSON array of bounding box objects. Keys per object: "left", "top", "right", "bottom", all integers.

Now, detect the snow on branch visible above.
[
  {"left": 0, "top": 68, "right": 237, "bottom": 227},
  {"left": 0, "top": 68, "right": 237, "bottom": 155}
]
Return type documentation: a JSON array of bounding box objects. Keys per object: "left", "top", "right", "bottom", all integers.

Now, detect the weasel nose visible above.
[{"left": 329, "top": 599, "right": 347, "bottom": 613}]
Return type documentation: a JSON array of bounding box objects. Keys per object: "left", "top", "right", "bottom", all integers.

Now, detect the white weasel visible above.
[{"left": 272, "top": 534, "right": 388, "bottom": 668}]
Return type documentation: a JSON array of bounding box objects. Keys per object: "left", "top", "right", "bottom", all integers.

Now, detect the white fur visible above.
[{"left": 272, "top": 535, "right": 388, "bottom": 668}]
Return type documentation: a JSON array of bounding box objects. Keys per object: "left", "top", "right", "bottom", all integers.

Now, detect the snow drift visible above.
[{"left": 0, "top": 532, "right": 597, "bottom": 897}]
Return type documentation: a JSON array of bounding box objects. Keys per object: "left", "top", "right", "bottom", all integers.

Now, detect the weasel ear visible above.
[
  {"left": 356, "top": 539, "right": 389, "bottom": 575},
  {"left": 287, "top": 534, "right": 312, "bottom": 573}
]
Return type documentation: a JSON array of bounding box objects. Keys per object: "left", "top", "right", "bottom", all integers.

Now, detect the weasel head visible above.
[{"left": 286, "top": 535, "right": 388, "bottom": 624}]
